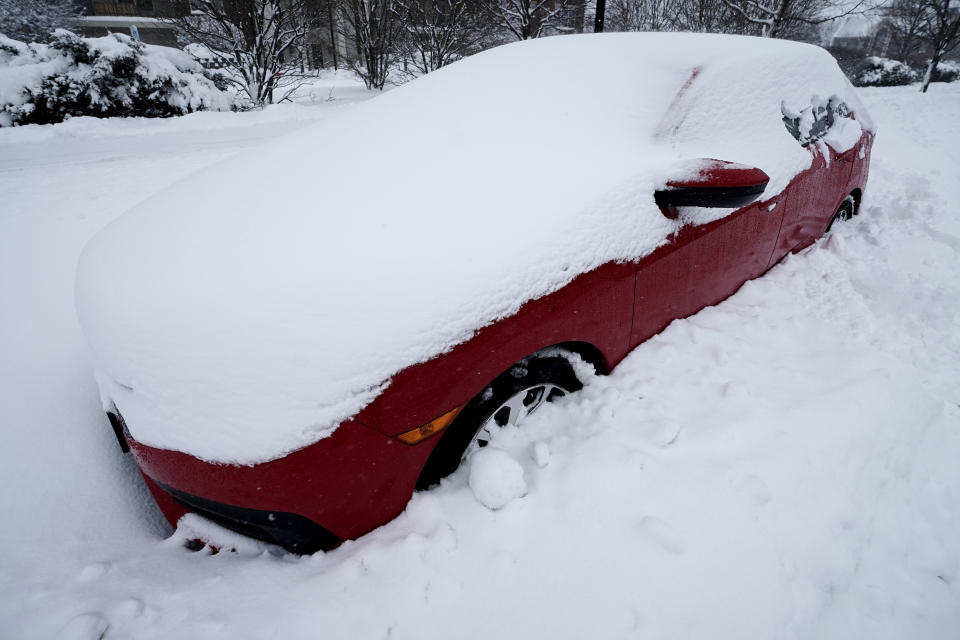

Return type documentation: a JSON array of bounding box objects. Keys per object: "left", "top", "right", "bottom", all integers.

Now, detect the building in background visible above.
[
  {"left": 827, "top": 5, "right": 960, "bottom": 70},
  {"left": 828, "top": 15, "right": 897, "bottom": 58},
  {"left": 74, "top": 0, "right": 188, "bottom": 46}
]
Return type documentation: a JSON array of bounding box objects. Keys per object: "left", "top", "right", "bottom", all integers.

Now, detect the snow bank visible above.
[{"left": 75, "top": 33, "right": 871, "bottom": 464}]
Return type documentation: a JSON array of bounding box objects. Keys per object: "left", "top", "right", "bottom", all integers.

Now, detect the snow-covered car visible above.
[{"left": 76, "top": 33, "right": 874, "bottom": 554}]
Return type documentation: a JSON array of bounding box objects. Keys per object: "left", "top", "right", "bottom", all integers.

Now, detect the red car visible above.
[{"left": 77, "top": 33, "right": 873, "bottom": 553}]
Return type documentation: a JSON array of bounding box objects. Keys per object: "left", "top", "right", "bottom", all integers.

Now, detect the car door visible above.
[
  {"left": 770, "top": 144, "right": 832, "bottom": 260},
  {"left": 630, "top": 198, "right": 783, "bottom": 347},
  {"left": 628, "top": 63, "right": 789, "bottom": 347}
]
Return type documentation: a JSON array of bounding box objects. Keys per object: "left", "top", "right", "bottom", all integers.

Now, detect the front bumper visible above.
[
  {"left": 120, "top": 415, "right": 438, "bottom": 552},
  {"left": 158, "top": 482, "right": 341, "bottom": 553}
]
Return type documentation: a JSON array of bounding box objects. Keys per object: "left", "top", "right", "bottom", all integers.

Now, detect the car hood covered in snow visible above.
[{"left": 75, "top": 33, "right": 871, "bottom": 464}]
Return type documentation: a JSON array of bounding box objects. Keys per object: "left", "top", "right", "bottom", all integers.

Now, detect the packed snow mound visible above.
[
  {"left": 75, "top": 33, "right": 871, "bottom": 464},
  {"left": 469, "top": 448, "right": 527, "bottom": 510}
]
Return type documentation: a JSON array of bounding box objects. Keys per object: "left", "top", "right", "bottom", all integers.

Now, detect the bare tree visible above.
[
  {"left": 0, "top": 0, "right": 80, "bottom": 43},
  {"left": 887, "top": 0, "right": 927, "bottom": 62},
  {"left": 720, "top": 0, "right": 875, "bottom": 39},
  {"left": 488, "top": 0, "right": 573, "bottom": 39},
  {"left": 304, "top": 0, "right": 345, "bottom": 69},
  {"left": 169, "top": 0, "right": 320, "bottom": 106},
  {"left": 918, "top": 0, "right": 960, "bottom": 91},
  {"left": 606, "top": 0, "right": 676, "bottom": 31},
  {"left": 340, "top": 0, "right": 400, "bottom": 88},
  {"left": 596, "top": 0, "right": 778, "bottom": 37},
  {"left": 394, "top": 0, "right": 491, "bottom": 75},
  {"left": 674, "top": 0, "right": 754, "bottom": 32}
]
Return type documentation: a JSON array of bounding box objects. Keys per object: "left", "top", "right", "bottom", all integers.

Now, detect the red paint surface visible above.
[
  {"left": 130, "top": 419, "right": 437, "bottom": 540},
  {"left": 664, "top": 159, "right": 770, "bottom": 190},
  {"left": 630, "top": 196, "right": 783, "bottom": 345},
  {"left": 355, "top": 260, "right": 637, "bottom": 435},
  {"left": 127, "top": 130, "right": 873, "bottom": 547}
]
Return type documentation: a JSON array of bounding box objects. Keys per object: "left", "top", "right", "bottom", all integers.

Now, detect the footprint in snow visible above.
[
  {"left": 111, "top": 597, "right": 145, "bottom": 621},
  {"left": 76, "top": 562, "right": 110, "bottom": 582},
  {"left": 639, "top": 417, "right": 681, "bottom": 447},
  {"left": 638, "top": 516, "right": 685, "bottom": 555},
  {"left": 56, "top": 612, "right": 109, "bottom": 640},
  {"left": 735, "top": 473, "right": 773, "bottom": 507}
]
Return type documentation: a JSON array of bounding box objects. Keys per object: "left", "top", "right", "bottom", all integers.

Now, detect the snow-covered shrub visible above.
[
  {"left": 0, "top": 30, "right": 241, "bottom": 127},
  {"left": 183, "top": 42, "right": 226, "bottom": 69},
  {"left": 930, "top": 60, "right": 960, "bottom": 83},
  {"left": 853, "top": 57, "right": 919, "bottom": 87},
  {"left": 181, "top": 42, "right": 236, "bottom": 92}
]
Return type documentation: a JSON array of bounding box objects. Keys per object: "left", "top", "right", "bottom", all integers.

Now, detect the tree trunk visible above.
[
  {"left": 594, "top": 0, "right": 606, "bottom": 32},
  {"left": 921, "top": 51, "right": 942, "bottom": 93},
  {"left": 766, "top": 0, "right": 789, "bottom": 38},
  {"left": 328, "top": 1, "right": 339, "bottom": 70}
]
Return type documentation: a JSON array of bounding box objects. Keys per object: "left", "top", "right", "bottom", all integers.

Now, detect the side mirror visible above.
[{"left": 655, "top": 159, "right": 769, "bottom": 216}]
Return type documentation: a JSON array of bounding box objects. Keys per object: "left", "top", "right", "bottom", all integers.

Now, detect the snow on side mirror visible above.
[{"left": 654, "top": 159, "right": 769, "bottom": 218}]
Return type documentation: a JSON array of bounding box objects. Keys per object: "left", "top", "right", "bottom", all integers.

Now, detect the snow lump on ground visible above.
[{"left": 468, "top": 448, "right": 528, "bottom": 510}]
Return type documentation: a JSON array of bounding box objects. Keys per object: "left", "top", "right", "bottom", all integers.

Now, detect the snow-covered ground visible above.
[{"left": 1, "top": 82, "right": 958, "bottom": 639}]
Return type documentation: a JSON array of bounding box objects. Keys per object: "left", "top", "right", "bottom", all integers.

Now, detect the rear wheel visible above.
[
  {"left": 825, "top": 195, "right": 857, "bottom": 233},
  {"left": 415, "top": 352, "right": 583, "bottom": 489}
]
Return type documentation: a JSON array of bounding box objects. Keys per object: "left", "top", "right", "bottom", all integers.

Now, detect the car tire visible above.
[
  {"left": 415, "top": 352, "right": 583, "bottom": 490},
  {"left": 825, "top": 195, "right": 857, "bottom": 233}
]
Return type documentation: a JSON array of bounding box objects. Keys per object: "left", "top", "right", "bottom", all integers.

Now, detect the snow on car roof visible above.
[{"left": 76, "top": 32, "right": 870, "bottom": 464}]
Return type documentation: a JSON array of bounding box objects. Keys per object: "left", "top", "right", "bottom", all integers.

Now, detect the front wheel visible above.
[{"left": 415, "top": 352, "right": 583, "bottom": 489}]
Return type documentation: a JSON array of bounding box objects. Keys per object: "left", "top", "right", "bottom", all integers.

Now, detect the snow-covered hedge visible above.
[
  {"left": 0, "top": 30, "right": 240, "bottom": 127},
  {"left": 853, "top": 57, "right": 919, "bottom": 87},
  {"left": 930, "top": 60, "right": 960, "bottom": 83}
]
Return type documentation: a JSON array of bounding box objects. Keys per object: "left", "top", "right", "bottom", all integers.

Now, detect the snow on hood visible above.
[{"left": 76, "top": 33, "right": 870, "bottom": 464}]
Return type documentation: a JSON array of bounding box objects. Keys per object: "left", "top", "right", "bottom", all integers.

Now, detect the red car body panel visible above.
[
  {"left": 130, "top": 419, "right": 437, "bottom": 540},
  {"left": 631, "top": 196, "right": 784, "bottom": 347},
  {"left": 125, "top": 124, "right": 873, "bottom": 550},
  {"left": 354, "top": 259, "right": 637, "bottom": 435}
]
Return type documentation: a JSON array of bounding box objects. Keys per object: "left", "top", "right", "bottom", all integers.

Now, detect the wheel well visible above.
[
  {"left": 850, "top": 188, "right": 862, "bottom": 213},
  {"left": 555, "top": 341, "right": 608, "bottom": 375},
  {"left": 414, "top": 341, "right": 606, "bottom": 490}
]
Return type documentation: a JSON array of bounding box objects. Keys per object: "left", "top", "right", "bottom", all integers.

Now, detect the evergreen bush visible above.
[{"left": 0, "top": 30, "right": 240, "bottom": 127}]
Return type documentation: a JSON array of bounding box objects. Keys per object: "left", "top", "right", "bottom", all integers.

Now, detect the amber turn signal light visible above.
[{"left": 396, "top": 406, "right": 463, "bottom": 445}]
